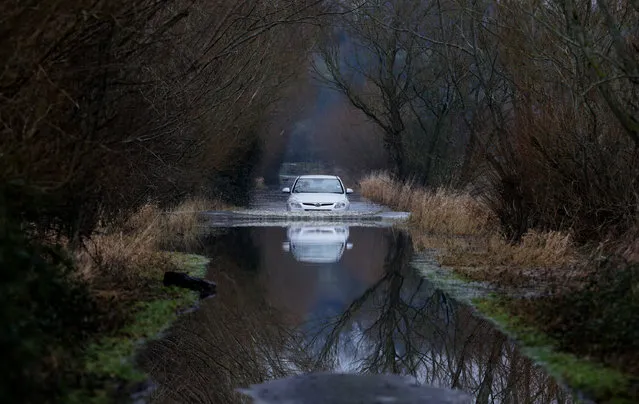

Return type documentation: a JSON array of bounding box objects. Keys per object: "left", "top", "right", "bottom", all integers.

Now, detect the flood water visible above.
[{"left": 139, "top": 224, "right": 575, "bottom": 403}]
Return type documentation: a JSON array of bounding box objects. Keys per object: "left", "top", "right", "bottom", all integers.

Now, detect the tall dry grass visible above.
[
  {"left": 76, "top": 198, "right": 223, "bottom": 293},
  {"left": 360, "top": 172, "right": 495, "bottom": 235},
  {"left": 362, "top": 172, "right": 578, "bottom": 282},
  {"left": 439, "top": 230, "right": 576, "bottom": 269}
]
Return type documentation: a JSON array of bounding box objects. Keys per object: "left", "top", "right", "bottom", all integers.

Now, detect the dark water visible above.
[{"left": 139, "top": 226, "right": 574, "bottom": 403}]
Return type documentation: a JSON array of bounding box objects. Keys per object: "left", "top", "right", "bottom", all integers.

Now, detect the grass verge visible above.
[
  {"left": 473, "top": 297, "right": 637, "bottom": 404},
  {"left": 66, "top": 253, "right": 210, "bottom": 403},
  {"left": 57, "top": 198, "right": 221, "bottom": 402}
]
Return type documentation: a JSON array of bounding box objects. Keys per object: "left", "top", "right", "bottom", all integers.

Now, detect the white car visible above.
[
  {"left": 282, "top": 226, "right": 353, "bottom": 263},
  {"left": 282, "top": 175, "right": 353, "bottom": 212}
]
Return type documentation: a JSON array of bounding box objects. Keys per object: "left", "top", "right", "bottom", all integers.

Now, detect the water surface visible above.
[{"left": 139, "top": 225, "right": 574, "bottom": 403}]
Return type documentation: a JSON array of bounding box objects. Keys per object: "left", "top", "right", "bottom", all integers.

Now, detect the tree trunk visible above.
[
  {"left": 384, "top": 131, "right": 406, "bottom": 179},
  {"left": 459, "top": 126, "right": 477, "bottom": 184},
  {"left": 424, "top": 114, "right": 445, "bottom": 185},
  {"left": 386, "top": 105, "right": 406, "bottom": 179}
]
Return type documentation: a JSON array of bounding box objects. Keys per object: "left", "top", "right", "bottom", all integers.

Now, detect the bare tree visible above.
[
  {"left": 560, "top": 0, "right": 639, "bottom": 145},
  {"left": 314, "top": 0, "right": 432, "bottom": 179},
  {"left": 314, "top": 0, "right": 504, "bottom": 185}
]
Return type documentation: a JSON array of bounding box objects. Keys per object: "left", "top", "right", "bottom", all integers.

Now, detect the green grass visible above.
[
  {"left": 473, "top": 297, "right": 634, "bottom": 403},
  {"left": 65, "top": 253, "right": 210, "bottom": 403}
]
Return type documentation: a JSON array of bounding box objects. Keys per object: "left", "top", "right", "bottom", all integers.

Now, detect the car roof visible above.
[{"left": 296, "top": 175, "right": 339, "bottom": 179}]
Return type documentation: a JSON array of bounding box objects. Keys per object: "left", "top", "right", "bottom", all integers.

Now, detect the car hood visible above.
[
  {"left": 283, "top": 226, "right": 352, "bottom": 263},
  {"left": 292, "top": 243, "right": 345, "bottom": 263},
  {"left": 288, "top": 227, "right": 349, "bottom": 243},
  {"left": 288, "top": 193, "right": 347, "bottom": 203}
]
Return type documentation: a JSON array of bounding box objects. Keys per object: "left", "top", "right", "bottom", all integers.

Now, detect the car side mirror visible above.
[
  {"left": 346, "top": 188, "right": 354, "bottom": 194},
  {"left": 282, "top": 242, "right": 290, "bottom": 252},
  {"left": 282, "top": 187, "right": 291, "bottom": 193}
]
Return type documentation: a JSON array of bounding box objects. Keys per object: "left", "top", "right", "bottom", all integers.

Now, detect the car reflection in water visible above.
[{"left": 282, "top": 225, "right": 353, "bottom": 263}]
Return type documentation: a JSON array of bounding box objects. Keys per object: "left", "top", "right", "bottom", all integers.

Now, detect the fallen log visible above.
[{"left": 163, "top": 271, "right": 216, "bottom": 299}]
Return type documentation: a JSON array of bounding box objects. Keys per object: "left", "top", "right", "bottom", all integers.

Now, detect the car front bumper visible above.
[{"left": 287, "top": 202, "right": 349, "bottom": 212}]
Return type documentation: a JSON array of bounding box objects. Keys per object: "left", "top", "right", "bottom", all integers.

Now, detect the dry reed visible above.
[
  {"left": 76, "top": 198, "right": 225, "bottom": 292},
  {"left": 360, "top": 172, "right": 494, "bottom": 235},
  {"left": 362, "top": 172, "right": 577, "bottom": 278},
  {"left": 439, "top": 230, "right": 576, "bottom": 269}
]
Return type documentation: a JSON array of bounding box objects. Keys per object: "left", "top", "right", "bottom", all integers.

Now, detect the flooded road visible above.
[
  {"left": 139, "top": 221, "right": 575, "bottom": 403},
  {"left": 248, "top": 188, "right": 387, "bottom": 214}
]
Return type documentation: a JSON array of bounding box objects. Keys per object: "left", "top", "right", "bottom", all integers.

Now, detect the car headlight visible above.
[
  {"left": 289, "top": 201, "right": 303, "bottom": 209},
  {"left": 334, "top": 202, "right": 347, "bottom": 209}
]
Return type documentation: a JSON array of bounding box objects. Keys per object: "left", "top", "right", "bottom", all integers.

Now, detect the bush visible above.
[
  {"left": 0, "top": 197, "right": 97, "bottom": 402},
  {"left": 0, "top": 0, "right": 316, "bottom": 239},
  {"left": 479, "top": 95, "right": 639, "bottom": 243},
  {"left": 520, "top": 257, "right": 639, "bottom": 375}
]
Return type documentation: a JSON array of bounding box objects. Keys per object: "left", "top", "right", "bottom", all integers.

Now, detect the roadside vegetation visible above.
[
  {"left": 361, "top": 173, "right": 580, "bottom": 283},
  {"left": 1, "top": 194, "right": 216, "bottom": 402},
  {"left": 361, "top": 172, "right": 639, "bottom": 401},
  {"left": 319, "top": 0, "right": 637, "bottom": 399},
  {"left": 360, "top": 172, "right": 493, "bottom": 235},
  {"left": 1, "top": 0, "right": 325, "bottom": 402}
]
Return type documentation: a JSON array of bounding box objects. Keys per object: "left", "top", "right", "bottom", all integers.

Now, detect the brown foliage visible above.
[
  {"left": 478, "top": 100, "right": 639, "bottom": 243},
  {"left": 361, "top": 173, "right": 579, "bottom": 286},
  {"left": 473, "top": 0, "right": 639, "bottom": 242},
  {"left": 1, "top": 0, "right": 320, "bottom": 238}
]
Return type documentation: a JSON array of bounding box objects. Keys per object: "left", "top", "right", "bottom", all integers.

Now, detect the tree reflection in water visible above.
[
  {"left": 306, "top": 229, "right": 574, "bottom": 403},
  {"left": 137, "top": 253, "right": 314, "bottom": 404},
  {"left": 139, "top": 227, "right": 575, "bottom": 404}
]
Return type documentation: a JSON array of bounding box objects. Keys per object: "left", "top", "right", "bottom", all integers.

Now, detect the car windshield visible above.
[{"left": 293, "top": 178, "right": 344, "bottom": 194}]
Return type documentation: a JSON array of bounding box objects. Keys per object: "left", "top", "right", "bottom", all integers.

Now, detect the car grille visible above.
[{"left": 302, "top": 203, "right": 334, "bottom": 207}]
